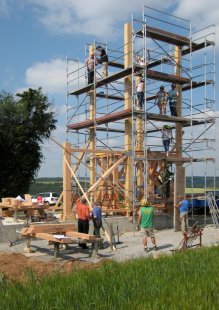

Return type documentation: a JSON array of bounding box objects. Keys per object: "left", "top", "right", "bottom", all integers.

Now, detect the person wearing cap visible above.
[
  {"left": 85, "top": 53, "right": 96, "bottom": 84},
  {"left": 135, "top": 79, "right": 145, "bottom": 109},
  {"left": 137, "top": 199, "right": 157, "bottom": 253},
  {"left": 96, "top": 45, "right": 108, "bottom": 78},
  {"left": 155, "top": 85, "right": 167, "bottom": 115},
  {"left": 92, "top": 201, "right": 102, "bottom": 238},
  {"left": 175, "top": 196, "right": 191, "bottom": 233},
  {"left": 167, "top": 84, "right": 179, "bottom": 116}
]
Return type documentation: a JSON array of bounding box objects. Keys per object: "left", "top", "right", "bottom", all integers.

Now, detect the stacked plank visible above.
[
  {"left": 0, "top": 196, "right": 49, "bottom": 218},
  {"left": 20, "top": 223, "right": 96, "bottom": 243}
]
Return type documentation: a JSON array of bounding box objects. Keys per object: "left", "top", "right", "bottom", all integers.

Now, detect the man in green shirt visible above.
[{"left": 137, "top": 199, "right": 157, "bottom": 253}]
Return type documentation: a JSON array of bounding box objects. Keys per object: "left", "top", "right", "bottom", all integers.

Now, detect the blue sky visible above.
[{"left": 0, "top": 0, "right": 219, "bottom": 177}]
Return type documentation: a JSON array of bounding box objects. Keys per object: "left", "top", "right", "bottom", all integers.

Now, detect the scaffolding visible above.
[{"left": 64, "top": 6, "right": 216, "bottom": 228}]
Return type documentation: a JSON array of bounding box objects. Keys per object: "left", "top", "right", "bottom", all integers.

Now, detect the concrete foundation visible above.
[
  {"left": 102, "top": 213, "right": 173, "bottom": 234},
  {"left": 0, "top": 219, "right": 26, "bottom": 243}
]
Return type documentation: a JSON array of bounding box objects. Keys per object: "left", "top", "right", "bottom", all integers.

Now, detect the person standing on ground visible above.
[
  {"left": 92, "top": 201, "right": 102, "bottom": 238},
  {"left": 76, "top": 197, "right": 90, "bottom": 249},
  {"left": 175, "top": 196, "right": 191, "bottom": 233},
  {"left": 162, "top": 125, "right": 173, "bottom": 155},
  {"left": 85, "top": 53, "right": 96, "bottom": 84},
  {"left": 135, "top": 79, "right": 145, "bottom": 109},
  {"left": 96, "top": 45, "right": 108, "bottom": 78},
  {"left": 155, "top": 85, "right": 167, "bottom": 115},
  {"left": 137, "top": 199, "right": 157, "bottom": 252},
  {"left": 167, "top": 83, "right": 179, "bottom": 116}
]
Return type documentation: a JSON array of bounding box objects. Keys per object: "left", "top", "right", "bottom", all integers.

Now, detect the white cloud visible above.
[
  {"left": 174, "top": 0, "right": 219, "bottom": 26},
  {"left": 25, "top": 58, "right": 66, "bottom": 93},
  {"left": 28, "top": 0, "right": 175, "bottom": 39},
  {"left": 174, "top": 0, "right": 219, "bottom": 43},
  {"left": 24, "top": 58, "right": 85, "bottom": 94}
]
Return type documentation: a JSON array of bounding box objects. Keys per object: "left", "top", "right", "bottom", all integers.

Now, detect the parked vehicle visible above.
[{"left": 32, "top": 192, "right": 60, "bottom": 206}]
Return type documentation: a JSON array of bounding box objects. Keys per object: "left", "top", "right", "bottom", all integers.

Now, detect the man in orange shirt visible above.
[{"left": 76, "top": 197, "right": 90, "bottom": 249}]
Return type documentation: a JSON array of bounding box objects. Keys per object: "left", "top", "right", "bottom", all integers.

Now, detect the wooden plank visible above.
[
  {"left": 66, "top": 231, "right": 96, "bottom": 241},
  {"left": 28, "top": 223, "right": 76, "bottom": 234},
  {"left": 69, "top": 66, "right": 190, "bottom": 96},
  {"left": 70, "top": 147, "right": 125, "bottom": 154},
  {"left": 64, "top": 158, "right": 92, "bottom": 209},
  {"left": 102, "top": 208, "right": 130, "bottom": 213},
  {"left": 136, "top": 25, "right": 190, "bottom": 46},
  {"left": 35, "top": 233, "right": 72, "bottom": 243},
  {"left": 54, "top": 192, "right": 63, "bottom": 209}
]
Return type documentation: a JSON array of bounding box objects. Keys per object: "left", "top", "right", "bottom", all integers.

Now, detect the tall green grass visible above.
[{"left": 0, "top": 246, "right": 218, "bottom": 309}]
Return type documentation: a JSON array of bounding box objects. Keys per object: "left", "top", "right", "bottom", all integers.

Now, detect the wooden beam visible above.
[
  {"left": 69, "top": 67, "right": 190, "bottom": 96},
  {"left": 54, "top": 192, "right": 63, "bottom": 209},
  {"left": 136, "top": 25, "right": 190, "bottom": 46},
  {"left": 70, "top": 147, "right": 125, "bottom": 155},
  {"left": 66, "top": 231, "right": 96, "bottom": 241},
  {"left": 20, "top": 223, "right": 76, "bottom": 235},
  {"left": 84, "top": 155, "right": 127, "bottom": 195},
  {"left": 67, "top": 109, "right": 195, "bottom": 130},
  {"left": 35, "top": 233, "right": 72, "bottom": 243},
  {"left": 64, "top": 157, "right": 92, "bottom": 209},
  {"left": 72, "top": 140, "right": 91, "bottom": 174}
]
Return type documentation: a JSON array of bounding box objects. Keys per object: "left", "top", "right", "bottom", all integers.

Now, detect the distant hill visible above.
[{"left": 29, "top": 176, "right": 219, "bottom": 195}]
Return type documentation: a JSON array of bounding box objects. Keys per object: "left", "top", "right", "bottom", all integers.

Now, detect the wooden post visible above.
[
  {"left": 63, "top": 142, "right": 72, "bottom": 221},
  {"left": 174, "top": 46, "right": 185, "bottom": 231},
  {"left": 124, "top": 23, "right": 133, "bottom": 208},
  {"left": 135, "top": 75, "right": 144, "bottom": 192},
  {"left": 54, "top": 242, "right": 60, "bottom": 258},
  {"left": 89, "top": 45, "right": 96, "bottom": 204}
]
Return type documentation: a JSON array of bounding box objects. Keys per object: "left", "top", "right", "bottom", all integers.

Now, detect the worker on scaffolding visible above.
[
  {"left": 135, "top": 78, "right": 145, "bottom": 109},
  {"left": 162, "top": 125, "right": 173, "bottom": 156},
  {"left": 96, "top": 45, "right": 108, "bottom": 78},
  {"left": 155, "top": 85, "right": 167, "bottom": 115},
  {"left": 85, "top": 53, "right": 96, "bottom": 84},
  {"left": 161, "top": 162, "right": 174, "bottom": 198},
  {"left": 167, "top": 83, "right": 179, "bottom": 116}
]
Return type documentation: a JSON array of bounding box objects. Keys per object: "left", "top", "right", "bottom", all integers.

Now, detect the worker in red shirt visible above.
[{"left": 76, "top": 197, "right": 90, "bottom": 249}]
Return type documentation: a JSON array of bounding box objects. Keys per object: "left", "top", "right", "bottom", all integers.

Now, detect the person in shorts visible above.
[
  {"left": 137, "top": 198, "right": 157, "bottom": 252},
  {"left": 155, "top": 85, "right": 167, "bottom": 115}
]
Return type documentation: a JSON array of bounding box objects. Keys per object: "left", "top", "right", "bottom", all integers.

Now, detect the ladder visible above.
[{"left": 206, "top": 192, "right": 219, "bottom": 227}]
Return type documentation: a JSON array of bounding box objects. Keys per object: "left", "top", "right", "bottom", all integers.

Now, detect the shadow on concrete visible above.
[
  {"left": 156, "top": 243, "right": 173, "bottom": 250},
  {"left": 31, "top": 244, "right": 114, "bottom": 260}
]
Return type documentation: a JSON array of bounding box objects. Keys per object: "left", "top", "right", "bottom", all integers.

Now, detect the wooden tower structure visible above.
[{"left": 63, "top": 7, "right": 216, "bottom": 229}]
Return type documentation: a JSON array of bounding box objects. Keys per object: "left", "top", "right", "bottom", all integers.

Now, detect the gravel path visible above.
[{"left": 0, "top": 225, "right": 218, "bottom": 263}]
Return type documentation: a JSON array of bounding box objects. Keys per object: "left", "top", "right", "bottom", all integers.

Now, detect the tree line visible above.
[{"left": 0, "top": 88, "right": 57, "bottom": 198}]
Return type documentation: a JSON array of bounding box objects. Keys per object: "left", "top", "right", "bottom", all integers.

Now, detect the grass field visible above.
[{"left": 0, "top": 246, "right": 218, "bottom": 309}]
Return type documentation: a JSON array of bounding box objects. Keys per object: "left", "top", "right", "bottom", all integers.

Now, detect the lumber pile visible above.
[
  {"left": 20, "top": 223, "right": 96, "bottom": 243},
  {"left": 20, "top": 223, "right": 100, "bottom": 258},
  {"left": 0, "top": 195, "right": 49, "bottom": 218}
]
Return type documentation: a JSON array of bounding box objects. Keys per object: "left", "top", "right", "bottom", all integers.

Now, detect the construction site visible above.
[
  {"left": 0, "top": 6, "right": 218, "bottom": 272},
  {"left": 63, "top": 6, "right": 217, "bottom": 225}
]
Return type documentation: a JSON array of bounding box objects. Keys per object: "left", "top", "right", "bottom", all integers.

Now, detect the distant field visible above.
[
  {"left": 29, "top": 178, "right": 219, "bottom": 196},
  {"left": 186, "top": 188, "right": 219, "bottom": 195},
  {"left": 29, "top": 180, "right": 63, "bottom": 195}
]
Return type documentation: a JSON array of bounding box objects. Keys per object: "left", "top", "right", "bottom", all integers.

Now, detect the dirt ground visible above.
[
  {"left": 0, "top": 225, "right": 218, "bottom": 282},
  {"left": 0, "top": 252, "right": 106, "bottom": 282}
]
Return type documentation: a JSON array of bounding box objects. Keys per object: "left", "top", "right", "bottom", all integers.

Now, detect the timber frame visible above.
[{"left": 63, "top": 6, "right": 216, "bottom": 229}]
